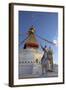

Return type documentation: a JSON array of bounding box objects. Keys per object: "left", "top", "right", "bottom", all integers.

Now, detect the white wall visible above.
[{"left": 0, "top": 0, "right": 66, "bottom": 90}]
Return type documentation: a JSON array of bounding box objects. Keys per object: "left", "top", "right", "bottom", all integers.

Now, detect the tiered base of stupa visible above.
[{"left": 19, "top": 48, "right": 43, "bottom": 78}]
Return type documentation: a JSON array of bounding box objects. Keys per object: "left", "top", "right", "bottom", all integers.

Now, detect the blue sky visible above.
[{"left": 19, "top": 11, "right": 58, "bottom": 64}]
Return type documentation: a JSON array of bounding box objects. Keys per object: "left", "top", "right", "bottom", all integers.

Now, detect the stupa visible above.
[{"left": 19, "top": 26, "right": 43, "bottom": 78}]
